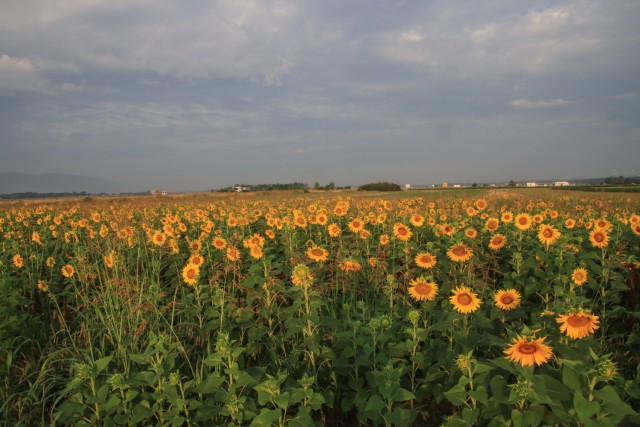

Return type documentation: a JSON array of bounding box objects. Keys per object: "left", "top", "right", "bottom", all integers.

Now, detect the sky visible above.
[{"left": 1, "top": 0, "right": 639, "bottom": 192}]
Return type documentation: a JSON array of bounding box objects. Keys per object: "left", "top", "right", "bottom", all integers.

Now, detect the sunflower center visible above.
[
  {"left": 452, "top": 246, "right": 467, "bottom": 256},
  {"left": 594, "top": 233, "right": 604, "bottom": 242},
  {"left": 492, "top": 237, "right": 503, "bottom": 245},
  {"left": 457, "top": 293, "right": 472, "bottom": 305},
  {"left": 566, "top": 315, "right": 591, "bottom": 327},
  {"left": 414, "top": 283, "right": 432, "bottom": 296},
  {"left": 518, "top": 218, "right": 528, "bottom": 225},
  {"left": 397, "top": 227, "right": 408, "bottom": 235},
  {"left": 500, "top": 295, "right": 514, "bottom": 305},
  {"left": 311, "top": 248, "right": 324, "bottom": 257},
  {"left": 543, "top": 229, "right": 553, "bottom": 238},
  {"left": 187, "top": 269, "right": 196, "bottom": 280},
  {"left": 517, "top": 343, "right": 538, "bottom": 355}
]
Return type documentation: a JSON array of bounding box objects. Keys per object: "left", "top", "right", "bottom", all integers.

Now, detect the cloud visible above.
[
  {"left": 0, "top": 54, "right": 50, "bottom": 93},
  {"left": 509, "top": 98, "right": 571, "bottom": 109}
]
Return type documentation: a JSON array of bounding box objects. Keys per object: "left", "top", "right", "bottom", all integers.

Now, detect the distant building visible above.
[
  {"left": 526, "top": 182, "right": 537, "bottom": 187},
  {"left": 233, "top": 185, "right": 251, "bottom": 192},
  {"left": 150, "top": 189, "right": 167, "bottom": 196},
  {"left": 554, "top": 181, "right": 570, "bottom": 187},
  {"left": 442, "top": 181, "right": 448, "bottom": 188},
  {"left": 405, "top": 184, "right": 411, "bottom": 190},
  {"left": 453, "top": 184, "right": 461, "bottom": 188}
]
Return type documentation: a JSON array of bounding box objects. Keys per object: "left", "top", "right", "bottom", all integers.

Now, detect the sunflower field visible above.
[{"left": 1, "top": 189, "right": 639, "bottom": 426}]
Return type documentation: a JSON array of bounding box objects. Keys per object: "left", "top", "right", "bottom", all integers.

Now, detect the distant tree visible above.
[
  {"left": 508, "top": 180, "right": 516, "bottom": 186},
  {"left": 358, "top": 182, "right": 402, "bottom": 191},
  {"left": 314, "top": 182, "right": 320, "bottom": 190},
  {"left": 472, "top": 183, "right": 478, "bottom": 188},
  {"left": 326, "top": 182, "right": 336, "bottom": 190}
]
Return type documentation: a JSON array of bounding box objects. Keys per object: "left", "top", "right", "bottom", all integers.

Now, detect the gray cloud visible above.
[{"left": 1, "top": 0, "right": 639, "bottom": 191}]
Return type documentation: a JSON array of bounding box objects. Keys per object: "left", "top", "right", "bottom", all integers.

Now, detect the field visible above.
[{"left": 1, "top": 189, "right": 639, "bottom": 426}]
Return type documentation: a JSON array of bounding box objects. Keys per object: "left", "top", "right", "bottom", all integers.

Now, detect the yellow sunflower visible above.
[
  {"left": 571, "top": 268, "right": 588, "bottom": 286},
  {"left": 379, "top": 234, "right": 390, "bottom": 246},
  {"left": 514, "top": 213, "right": 533, "bottom": 231},
  {"left": 348, "top": 218, "right": 365, "bottom": 233},
  {"left": 557, "top": 310, "right": 600, "bottom": 339},
  {"left": 291, "top": 264, "right": 314, "bottom": 287},
  {"left": 465, "top": 228, "right": 478, "bottom": 239},
  {"left": 408, "top": 277, "right": 438, "bottom": 302},
  {"left": 182, "top": 262, "right": 200, "bottom": 286},
  {"left": 12, "top": 254, "right": 24, "bottom": 268},
  {"left": 306, "top": 246, "right": 329, "bottom": 262},
  {"left": 589, "top": 229, "right": 609, "bottom": 248},
  {"left": 61, "top": 264, "right": 75, "bottom": 278},
  {"left": 504, "top": 335, "right": 553, "bottom": 367},
  {"left": 415, "top": 252, "right": 437, "bottom": 269},
  {"left": 213, "top": 237, "right": 227, "bottom": 250},
  {"left": 538, "top": 224, "right": 560, "bottom": 246},
  {"left": 328, "top": 223, "right": 341, "bottom": 237},
  {"left": 449, "top": 286, "right": 481, "bottom": 314},
  {"left": 488, "top": 234, "right": 507, "bottom": 251},
  {"left": 485, "top": 218, "right": 499, "bottom": 233},
  {"left": 494, "top": 289, "right": 521, "bottom": 310},
  {"left": 447, "top": 243, "right": 473, "bottom": 262},
  {"left": 393, "top": 223, "right": 412, "bottom": 241},
  {"left": 226, "top": 246, "right": 240, "bottom": 262}
]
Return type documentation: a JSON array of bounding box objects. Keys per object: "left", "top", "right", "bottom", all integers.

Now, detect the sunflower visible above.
[
  {"left": 408, "top": 277, "right": 438, "bottom": 302},
  {"left": 182, "top": 262, "right": 200, "bottom": 286},
  {"left": 379, "top": 234, "right": 390, "bottom": 246},
  {"left": 189, "top": 254, "right": 205, "bottom": 267},
  {"left": 37, "top": 280, "right": 48, "bottom": 292},
  {"left": 449, "top": 286, "right": 481, "bottom": 314},
  {"left": 348, "top": 218, "right": 365, "bottom": 233},
  {"left": 328, "top": 223, "right": 341, "bottom": 237},
  {"left": 104, "top": 252, "right": 115, "bottom": 269},
  {"left": 557, "top": 311, "right": 600, "bottom": 339},
  {"left": 46, "top": 256, "right": 56, "bottom": 268},
  {"left": 501, "top": 212, "right": 513, "bottom": 223},
  {"left": 538, "top": 224, "right": 560, "bottom": 246},
  {"left": 339, "top": 258, "right": 362, "bottom": 272},
  {"left": 485, "top": 218, "right": 499, "bottom": 233},
  {"left": 447, "top": 243, "right": 473, "bottom": 262},
  {"left": 226, "top": 246, "right": 240, "bottom": 262},
  {"left": 307, "top": 246, "right": 329, "bottom": 262},
  {"left": 465, "top": 228, "right": 478, "bottom": 239},
  {"left": 504, "top": 335, "right": 553, "bottom": 367},
  {"left": 632, "top": 223, "right": 640, "bottom": 237},
  {"left": 589, "top": 229, "right": 609, "bottom": 248},
  {"left": 488, "top": 234, "right": 507, "bottom": 251},
  {"left": 494, "top": 289, "right": 521, "bottom": 310},
  {"left": 12, "top": 254, "right": 24, "bottom": 268},
  {"left": 571, "top": 268, "right": 588, "bottom": 286},
  {"left": 415, "top": 252, "right": 437, "bottom": 269},
  {"left": 61, "top": 264, "right": 75, "bottom": 278},
  {"left": 565, "top": 219, "right": 576, "bottom": 229},
  {"left": 475, "top": 199, "right": 487, "bottom": 210},
  {"left": 410, "top": 214, "right": 425, "bottom": 227},
  {"left": 250, "top": 245, "right": 264, "bottom": 260},
  {"left": 393, "top": 223, "right": 412, "bottom": 241},
  {"left": 213, "top": 237, "right": 227, "bottom": 250},
  {"left": 514, "top": 213, "right": 533, "bottom": 231},
  {"left": 291, "top": 264, "right": 314, "bottom": 287},
  {"left": 151, "top": 230, "right": 167, "bottom": 246}
]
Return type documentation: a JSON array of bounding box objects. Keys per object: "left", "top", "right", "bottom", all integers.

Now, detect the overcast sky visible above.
[{"left": 1, "top": 0, "right": 639, "bottom": 191}]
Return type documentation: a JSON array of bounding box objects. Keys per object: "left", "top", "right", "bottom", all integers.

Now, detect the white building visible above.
[
  {"left": 526, "top": 182, "right": 537, "bottom": 187},
  {"left": 554, "top": 181, "right": 570, "bottom": 187}
]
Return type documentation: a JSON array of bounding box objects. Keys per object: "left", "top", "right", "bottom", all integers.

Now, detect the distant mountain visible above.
[{"left": 0, "top": 172, "right": 139, "bottom": 194}]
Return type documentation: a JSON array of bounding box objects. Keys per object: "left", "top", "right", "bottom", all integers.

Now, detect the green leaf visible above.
[
  {"left": 195, "top": 373, "right": 225, "bottom": 394},
  {"left": 468, "top": 386, "right": 489, "bottom": 404},
  {"left": 386, "top": 407, "right": 417, "bottom": 427},
  {"left": 94, "top": 355, "right": 113, "bottom": 374},
  {"left": 391, "top": 388, "right": 415, "bottom": 402},
  {"left": 364, "top": 394, "right": 386, "bottom": 420},
  {"left": 511, "top": 409, "right": 524, "bottom": 427},
  {"left": 574, "top": 392, "right": 600, "bottom": 423},
  {"left": 444, "top": 383, "right": 467, "bottom": 406},
  {"left": 595, "top": 385, "right": 639, "bottom": 416},
  {"left": 249, "top": 408, "right": 281, "bottom": 427},
  {"left": 307, "top": 392, "right": 325, "bottom": 410},
  {"left": 562, "top": 365, "right": 582, "bottom": 392}
]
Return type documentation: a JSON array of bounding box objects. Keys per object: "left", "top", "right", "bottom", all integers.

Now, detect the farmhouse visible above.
[{"left": 526, "top": 182, "right": 537, "bottom": 187}]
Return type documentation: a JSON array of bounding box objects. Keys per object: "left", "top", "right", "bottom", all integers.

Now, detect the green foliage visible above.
[{"left": 358, "top": 182, "right": 402, "bottom": 191}]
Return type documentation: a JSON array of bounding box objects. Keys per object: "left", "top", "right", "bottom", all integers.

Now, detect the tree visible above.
[{"left": 326, "top": 182, "right": 336, "bottom": 190}]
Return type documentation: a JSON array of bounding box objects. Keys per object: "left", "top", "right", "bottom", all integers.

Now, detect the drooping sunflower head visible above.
[{"left": 306, "top": 246, "right": 329, "bottom": 262}]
